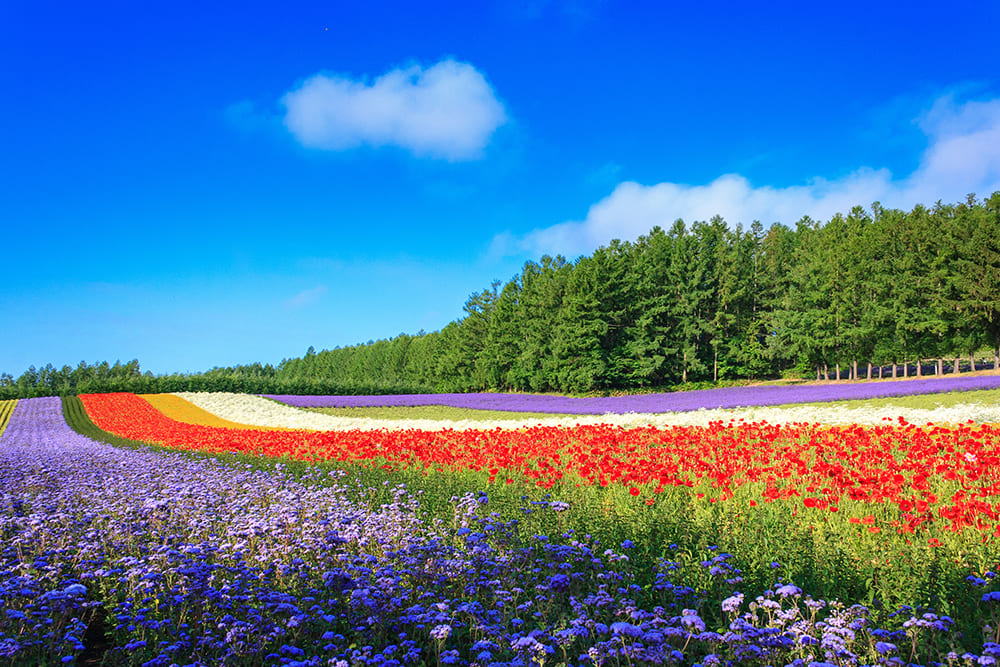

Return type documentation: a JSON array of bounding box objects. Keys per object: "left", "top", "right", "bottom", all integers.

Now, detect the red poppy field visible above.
[{"left": 80, "top": 392, "right": 1000, "bottom": 542}]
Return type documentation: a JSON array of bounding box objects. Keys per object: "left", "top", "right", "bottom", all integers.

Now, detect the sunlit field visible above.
[{"left": 4, "top": 379, "right": 1000, "bottom": 666}]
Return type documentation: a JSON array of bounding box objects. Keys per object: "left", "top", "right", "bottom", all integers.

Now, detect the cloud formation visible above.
[
  {"left": 281, "top": 59, "right": 507, "bottom": 160},
  {"left": 497, "top": 94, "right": 1000, "bottom": 258}
]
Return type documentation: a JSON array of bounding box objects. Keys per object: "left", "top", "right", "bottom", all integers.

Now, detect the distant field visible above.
[
  {"left": 826, "top": 387, "right": 1000, "bottom": 410},
  {"left": 304, "top": 405, "right": 576, "bottom": 421},
  {"left": 304, "top": 387, "right": 1000, "bottom": 421},
  {"left": 265, "top": 373, "right": 1000, "bottom": 414}
]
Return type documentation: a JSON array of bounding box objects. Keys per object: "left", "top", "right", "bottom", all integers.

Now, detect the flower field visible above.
[
  {"left": 4, "top": 386, "right": 1000, "bottom": 666},
  {"left": 183, "top": 390, "right": 1000, "bottom": 431},
  {"left": 264, "top": 374, "right": 1000, "bottom": 413}
]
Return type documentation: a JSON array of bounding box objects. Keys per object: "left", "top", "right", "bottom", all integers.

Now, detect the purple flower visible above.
[
  {"left": 722, "top": 593, "right": 744, "bottom": 613},
  {"left": 875, "top": 641, "right": 897, "bottom": 654},
  {"left": 680, "top": 609, "right": 706, "bottom": 632},
  {"left": 512, "top": 636, "right": 542, "bottom": 651},
  {"left": 776, "top": 584, "right": 802, "bottom": 598},
  {"left": 610, "top": 622, "right": 643, "bottom": 638}
]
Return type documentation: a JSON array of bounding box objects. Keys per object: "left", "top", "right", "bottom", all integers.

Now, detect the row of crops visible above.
[
  {"left": 3, "top": 386, "right": 1000, "bottom": 665},
  {"left": 0, "top": 400, "right": 15, "bottom": 438}
]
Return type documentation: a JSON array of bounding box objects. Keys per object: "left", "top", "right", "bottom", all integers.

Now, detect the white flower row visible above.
[{"left": 173, "top": 392, "right": 1000, "bottom": 431}]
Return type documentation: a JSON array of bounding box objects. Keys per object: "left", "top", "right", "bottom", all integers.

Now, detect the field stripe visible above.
[
  {"left": 0, "top": 399, "right": 17, "bottom": 438},
  {"left": 61, "top": 395, "right": 157, "bottom": 448}
]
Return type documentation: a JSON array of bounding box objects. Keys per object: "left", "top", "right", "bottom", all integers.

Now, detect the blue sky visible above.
[{"left": 3, "top": 1, "right": 1000, "bottom": 375}]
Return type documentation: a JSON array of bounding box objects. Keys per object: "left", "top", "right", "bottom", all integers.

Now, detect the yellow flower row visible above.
[{"left": 0, "top": 399, "right": 17, "bottom": 438}]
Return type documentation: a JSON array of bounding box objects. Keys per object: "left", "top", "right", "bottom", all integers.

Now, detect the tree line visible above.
[
  {"left": 3, "top": 193, "right": 998, "bottom": 399},
  {"left": 0, "top": 358, "right": 430, "bottom": 399}
]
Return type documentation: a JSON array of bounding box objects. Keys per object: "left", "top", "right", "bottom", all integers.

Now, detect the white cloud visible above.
[
  {"left": 905, "top": 95, "right": 1000, "bottom": 201},
  {"left": 285, "top": 285, "right": 327, "bottom": 310},
  {"left": 281, "top": 59, "right": 507, "bottom": 160},
  {"left": 497, "top": 93, "right": 1000, "bottom": 258}
]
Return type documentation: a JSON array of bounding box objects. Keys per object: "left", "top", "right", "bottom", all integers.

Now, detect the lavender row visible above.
[
  {"left": 264, "top": 374, "right": 1000, "bottom": 414},
  {"left": 1, "top": 397, "right": 996, "bottom": 666}
]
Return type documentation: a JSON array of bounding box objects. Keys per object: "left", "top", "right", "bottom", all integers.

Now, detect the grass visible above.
[{"left": 810, "top": 387, "right": 1000, "bottom": 410}]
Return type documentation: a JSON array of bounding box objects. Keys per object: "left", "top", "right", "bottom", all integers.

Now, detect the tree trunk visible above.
[
  {"left": 879, "top": 366, "right": 883, "bottom": 379},
  {"left": 835, "top": 363, "right": 840, "bottom": 381},
  {"left": 713, "top": 349, "right": 718, "bottom": 383},
  {"left": 936, "top": 358, "right": 943, "bottom": 376},
  {"left": 817, "top": 365, "right": 822, "bottom": 381},
  {"left": 823, "top": 363, "right": 829, "bottom": 381},
  {"left": 904, "top": 363, "right": 909, "bottom": 378},
  {"left": 994, "top": 347, "right": 999, "bottom": 370},
  {"left": 867, "top": 362, "right": 873, "bottom": 379},
  {"left": 916, "top": 360, "right": 922, "bottom": 378},
  {"left": 954, "top": 356, "right": 961, "bottom": 374},
  {"left": 853, "top": 360, "right": 858, "bottom": 380},
  {"left": 972, "top": 352, "right": 977, "bottom": 372}
]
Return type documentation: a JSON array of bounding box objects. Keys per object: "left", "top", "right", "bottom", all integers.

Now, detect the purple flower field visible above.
[
  {"left": 265, "top": 374, "right": 1000, "bottom": 414},
  {"left": 4, "top": 396, "right": 1000, "bottom": 665}
]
